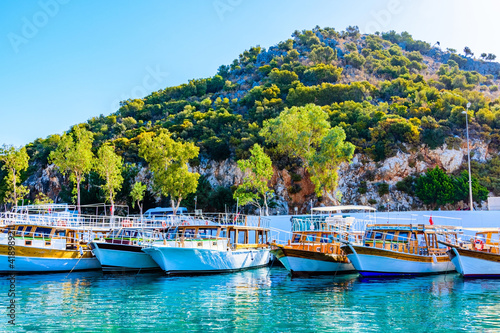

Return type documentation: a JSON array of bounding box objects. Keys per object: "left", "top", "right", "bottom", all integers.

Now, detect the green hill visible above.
[{"left": 5, "top": 26, "right": 500, "bottom": 212}]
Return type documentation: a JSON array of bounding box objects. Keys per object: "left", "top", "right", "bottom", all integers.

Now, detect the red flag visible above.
[{"left": 429, "top": 215, "right": 434, "bottom": 225}]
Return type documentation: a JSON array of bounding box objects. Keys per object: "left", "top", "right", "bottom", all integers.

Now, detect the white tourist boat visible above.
[
  {"left": 341, "top": 224, "right": 461, "bottom": 277},
  {"left": 0, "top": 223, "right": 102, "bottom": 273},
  {"left": 89, "top": 213, "right": 182, "bottom": 272},
  {"left": 271, "top": 205, "right": 375, "bottom": 276},
  {"left": 0, "top": 204, "right": 130, "bottom": 273},
  {"left": 142, "top": 214, "right": 271, "bottom": 275},
  {"left": 90, "top": 228, "right": 161, "bottom": 272},
  {"left": 443, "top": 229, "right": 500, "bottom": 278}
]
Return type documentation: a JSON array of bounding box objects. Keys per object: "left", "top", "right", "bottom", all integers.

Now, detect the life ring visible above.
[
  {"left": 474, "top": 239, "right": 484, "bottom": 251},
  {"left": 205, "top": 221, "right": 209, "bottom": 225},
  {"left": 122, "top": 220, "right": 132, "bottom": 228},
  {"left": 162, "top": 221, "right": 167, "bottom": 228}
]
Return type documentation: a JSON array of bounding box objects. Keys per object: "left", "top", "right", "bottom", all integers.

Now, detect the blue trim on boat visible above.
[
  {"left": 358, "top": 270, "right": 453, "bottom": 278},
  {"left": 463, "top": 274, "right": 500, "bottom": 279}
]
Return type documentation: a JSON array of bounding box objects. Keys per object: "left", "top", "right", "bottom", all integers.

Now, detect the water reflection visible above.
[{"left": 2, "top": 268, "right": 500, "bottom": 332}]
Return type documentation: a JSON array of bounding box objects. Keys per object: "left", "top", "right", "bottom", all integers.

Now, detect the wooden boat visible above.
[
  {"left": 142, "top": 214, "right": 271, "bottom": 275},
  {"left": 442, "top": 229, "right": 500, "bottom": 278},
  {"left": 0, "top": 224, "right": 102, "bottom": 273},
  {"left": 271, "top": 205, "right": 375, "bottom": 276},
  {"left": 341, "top": 224, "right": 461, "bottom": 277}
]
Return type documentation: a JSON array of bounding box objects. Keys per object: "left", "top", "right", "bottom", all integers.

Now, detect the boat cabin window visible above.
[
  {"left": 238, "top": 231, "right": 246, "bottom": 244},
  {"left": 248, "top": 231, "right": 256, "bottom": 244},
  {"left": 320, "top": 233, "right": 329, "bottom": 243},
  {"left": 398, "top": 232, "right": 408, "bottom": 242},
  {"left": 306, "top": 234, "right": 317, "bottom": 242},
  {"left": 54, "top": 229, "right": 66, "bottom": 237},
  {"left": 364, "top": 231, "right": 373, "bottom": 240},
  {"left": 491, "top": 233, "right": 499, "bottom": 244},
  {"left": 165, "top": 228, "right": 177, "bottom": 240},
  {"left": 184, "top": 228, "right": 196, "bottom": 238},
  {"left": 416, "top": 233, "right": 427, "bottom": 247},
  {"left": 374, "top": 232, "right": 383, "bottom": 240},
  {"left": 123, "top": 230, "right": 138, "bottom": 238},
  {"left": 219, "top": 229, "right": 227, "bottom": 238},
  {"left": 197, "top": 228, "right": 217, "bottom": 239},
  {"left": 34, "top": 227, "right": 52, "bottom": 237},
  {"left": 292, "top": 234, "right": 301, "bottom": 243},
  {"left": 476, "top": 233, "right": 487, "bottom": 243},
  {"left": 15, "top": 226, "right": 24, "bottom": 236},
  {"left": 24, "top": 226, "right": 33, "bottom": 236},
  {"left": 385, "top": 232, "right": 395, "bottom": 241}
]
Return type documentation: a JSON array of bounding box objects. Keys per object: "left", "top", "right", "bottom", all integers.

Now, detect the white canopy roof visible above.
[{"left": 311, "top": 205, "right": 376, "bottom": 212}]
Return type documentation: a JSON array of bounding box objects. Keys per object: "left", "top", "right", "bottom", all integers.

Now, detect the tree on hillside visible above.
[
  {"left": 463, "top": 46, "right": 473, "bottom": 57},
  {"left": 309, "top": 46, "right": 336, "bottom": 64},
  {"left": 130, "top": 181, "right": 147, "bottom": 216},
  {"left": 50, "top": 126, "right": 94, "bottom": 214},
  {"left": 480, "top": 53, "right": 487, "bottom": 61},
  {"left": 260, "top": 104, "right": 355, "bottom": 203},
  {"left": 139, "top": 130, "right": 200, "bottom": 215},
  {"left": 233, "top": 144, "right": 274, "bottom": 216},
  {"left": 487, "top": 53, "right": 497, "bottom": 62},
  {"left": 453, "top": 170, "right": 488, "bottom": 204},
  {"left": 0, "top": 145, "right": 29, "bottom": 208},
  {"left": 415, "top": 166, "right": 454, "bottom": 208},
  {"left": 95, "top": 144, "right": 124, "bottom": 216}
]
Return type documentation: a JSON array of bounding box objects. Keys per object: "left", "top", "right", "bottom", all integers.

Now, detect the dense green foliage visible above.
[
  {"left": 0, "top": 145, "right": 29, "bottom": 207},
  {"left": 138, "top": 130, "right": 200, "bottom": 214},
  {"left": 4, "top": 26, "right": 500, "bottom": 210},
  {"left": 415, "top": 166, "right": 488, "bottom": 208},
  {"left": 49, "top": 126, "right": 94, "bottom": 213},
  {"left": 233, "top": 144, "right": 274, "bottom": 215},
  {"left": 261, "top": 104, "right": 355, "bottom": 202}
]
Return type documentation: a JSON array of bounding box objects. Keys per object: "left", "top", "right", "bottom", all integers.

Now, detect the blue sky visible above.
[{"left": 1, "top": 0, "right": 499, "bottom": 146}]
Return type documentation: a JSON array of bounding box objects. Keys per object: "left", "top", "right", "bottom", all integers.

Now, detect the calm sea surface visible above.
[{"left": 2, "top": 267, "right": 500, "bottom": 332}]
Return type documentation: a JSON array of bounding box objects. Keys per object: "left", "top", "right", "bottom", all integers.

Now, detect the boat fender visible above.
[
  {"left": 474, "top": 239, "right": 484, "bottom": 251},
  {"left": 79, "top": 246, "right": 84, "bottom": 256},
  {"left": 432, "top": 254, "right": 437, "bottom": 264}
]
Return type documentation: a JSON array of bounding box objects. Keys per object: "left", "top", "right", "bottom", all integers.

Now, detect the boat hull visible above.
[
  {"left": 143, "top": 246, "right": 271, "bottom": 275},
  {"left": 0, "top": 244, "right": 100, "bottom": 273},
  {"left": 271, "top": 247, "right": 354, "bottom": 275},
  {"left": 448, "top": 247, "right": 500, "bottom": 278},
  {"left": 90, "top": 242, "right": 160, "bottom": 272},
  {"left": 343, "top": 245, "right": 455, "bottom": 277}
]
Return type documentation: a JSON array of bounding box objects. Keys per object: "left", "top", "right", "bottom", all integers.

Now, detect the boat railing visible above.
[
  {"left": 0, "top": 212, "right": 187, "bottom": 229},
  {"left": 179, "top": 213, "right": 270, "bottom": 229}
]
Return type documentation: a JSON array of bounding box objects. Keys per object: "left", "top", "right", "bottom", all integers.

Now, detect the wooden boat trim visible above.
[
  {"left": 0, "top": 244, "right": 93, "bottom": 259},
  {"left": 271, "top": 246, "right": 348, "bottom": 263},
  {"left": 449, "top": 246, "right": 500, "bottom": 263}
]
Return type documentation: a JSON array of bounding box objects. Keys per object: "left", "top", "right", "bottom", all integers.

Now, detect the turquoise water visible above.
[{"left": 2, "top": 268, "right": 500, "bottom": 332}]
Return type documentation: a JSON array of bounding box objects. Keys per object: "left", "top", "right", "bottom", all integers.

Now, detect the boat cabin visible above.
[
  {"left": 163, "top": 224, "right": 269, "bottom": 250},
  {"left": 362, "top": 224, "right": 461, "bottom": 256},
  {"left": 0, "top": 224, "right": 102, "bottom": 250}
]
